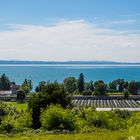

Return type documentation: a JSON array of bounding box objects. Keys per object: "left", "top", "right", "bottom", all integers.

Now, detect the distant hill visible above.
[{"left": 0, "top": 60, "right": 139, "bottom": 65}]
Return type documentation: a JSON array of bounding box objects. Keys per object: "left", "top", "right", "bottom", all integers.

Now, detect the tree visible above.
[
  {"left": 63, "top": 77, "right": 76, "bottom": 94},
  {"left": 77, "top": 73, "right": 85, "bottom": 93},
  {"left": 94, "top": 80, "right": 107, "bottom": 96},
  {"left": 16, "top": 89, "right": 26, "bottom": 102},
  {"left": 20, "top": 79, "right": 33, "bottom": 93},
  {"left": 128, "top": 81, "right": 140, "bottom": 95},
  {"left": 28, "top": 82, "right": 71, "bottom": 129},
  {"left": 35, "top": 81, "right": 46, "bottom": 93},
  {"left": 109, "top": 79, "right": 128, "bottom": 92},
  {"left": 117, "top": 79, "right": 128, "bottom": 92},
  {"left": 85, "top": 81, "right": 94, "bottom": 91},
  {"left": 109, "top": 80, "right": 118, "bottom": 91},
  {"left": 0, "top": 74, "right": 11, "bottom": 90}
]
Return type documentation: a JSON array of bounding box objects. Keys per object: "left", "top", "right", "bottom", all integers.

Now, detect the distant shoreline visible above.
[
  {"left": 0, "top": 64, "right": 140, "bottom": 67},
  {"left": 0, "top": 60, "right": 139, "bottom": 65}
]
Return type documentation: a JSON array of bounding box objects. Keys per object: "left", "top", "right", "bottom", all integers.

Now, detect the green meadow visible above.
[{"left": 0, "top": 131, "right": 128, "bottom": 140}]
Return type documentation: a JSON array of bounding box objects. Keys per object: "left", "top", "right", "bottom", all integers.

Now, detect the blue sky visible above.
[
  {"left": 0, "top": 0, "right": 140, "bottom": 28},
  {"left": 0, "top": 0, "right": 140, "bottom": 62}
]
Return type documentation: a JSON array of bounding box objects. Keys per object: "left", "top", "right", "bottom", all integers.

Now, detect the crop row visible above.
[{"left": 72, "top": 99, "right": 140, "bottom": 108}]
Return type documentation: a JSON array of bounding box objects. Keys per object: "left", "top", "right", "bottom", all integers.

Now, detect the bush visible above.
[
  {"left": 85, "top": 110, "right": 109, "bottom": 129},
  {"left": 13, "top": 111, "right": 32, "bottom": 132},
  {"left": 82, "top": 90, "right": 92, "bottom": 96},
  {"left": 0, "top": 111, "right": 32, "bottom": 133},
  {"left": 113, "top": 109, "right": 131, "bottom": 119},
  {"left": 0, "top": 115, "right": 14, "bottom": 133},
  {"left": 16, "top": 89, "right": 26, "bottom": 103},
  {"left": 0, "top": 102, "right": 17, "bottom": 125},
  {"left": 0, "top": 102, "right": 32, "bottom": 133},
  {"left": 40, "top": 105, "right": 77, "bottom": 131},
  {"left": 123, "top": 89, "right": 129, "bottom": 99}
]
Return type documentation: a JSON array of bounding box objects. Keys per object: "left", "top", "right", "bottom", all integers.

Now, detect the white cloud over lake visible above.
[{"left": 0, "top": 20, "right": 140, "bottom": 62}]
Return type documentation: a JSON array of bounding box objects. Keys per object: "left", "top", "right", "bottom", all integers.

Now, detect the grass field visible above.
[
  {"left": 0, "top": 131, "right": 128, "bottom": 140},
  {"left": 4, "top": 101, "right": 28, "bottom": 111}
]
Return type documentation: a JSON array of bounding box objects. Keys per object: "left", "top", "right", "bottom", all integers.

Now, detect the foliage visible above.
[
  {"left": 16, "top": 89, "right": 26, "bottom": 102},
  {"left": 85, "top": 81, "right": 94, "bottom": 91},
  {"left": 20, "top": 79, "right": 33, "bottom": 93},
  {"left": 77, "top": 73, "right": 85, "bottom": 93},
  {"left": 109, "top": 79, "right": 128, "bottom": 92},
  {"left": 0, "top": 74, "right": 11, "bottom": 90},
  {"left": 28, "top": 82, "right": 72, "bottom": 129},
  {"left": 129, "top": 124, "right": 140, "bottom": 140},
  {"left": 0, "top": 102, "right": 32, "bottom": 133},
  {"left": 63, "top": 77, "right": 77, "bottom": 94},
  {"left": 123, "top": 89, "right": 129, "bottom": 99},
  {"left": 40, "top": 104, "right": 77, "bottom": 131},
  {"left": 0, "top": 111, "right": 32, "bottom": 133},
  {"left": 1, "top": 101, "right": 140, "bottom": 138},
  {"left": 128, "top": 81, "right": 140, "bottom": 95},
  {"left": 0, "top": 102, "right": 16, "bottom": 125},
  {"left": 82, "top": 90, "right": 92, "bottom": 96},
  {"left": 35, "top": 81, "right": 47, "bottom": 93},
  {"left": 93, "top": 80, "right": 107, "bottom": 95}
]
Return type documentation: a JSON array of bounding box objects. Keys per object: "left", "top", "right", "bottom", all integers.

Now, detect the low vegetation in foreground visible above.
[{"left": 0, "top": 101, "right": 140, "bottom": 140}]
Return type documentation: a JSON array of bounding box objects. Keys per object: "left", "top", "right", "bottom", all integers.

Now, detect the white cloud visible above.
[{"left": 0, "top": 20, "right": 140, "bottom": 62}]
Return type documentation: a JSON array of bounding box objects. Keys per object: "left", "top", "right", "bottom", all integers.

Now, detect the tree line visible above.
[
  {"left": 0, "top": 73, "right": 140, "bottom": 96},
  {"left": 35, "top": 73, "right": 140, "bottom": 96}
]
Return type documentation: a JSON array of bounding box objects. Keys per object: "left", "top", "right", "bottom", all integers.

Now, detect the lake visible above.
[{"left": 0, "top": 64, "right": 140, "bottom": 88}]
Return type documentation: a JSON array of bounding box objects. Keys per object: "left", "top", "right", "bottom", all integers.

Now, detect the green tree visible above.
[
  {"left": 128, "top": 81, "right": 140, "bottom": 95},
  {"left": 28, "top": 82, "right": 71, "bottom": 129},
  {"left": 35, "top": 81, "right": 47, "bottom": 93},
  {"left": 0, "top": 74, "right": 11, "bottom": 90},
  {"left": 109, "top": 80, "right": 117, "bottom": 91},
  {"left": 85, "top": 81, "right": 94, "bottom": 91},
  {"left": 94, "top": 80, "right": 107, "bottom": 96},
  {"left": 20, "top": 79, "right": 33, "bottom": 93},
  {"left": 109, "top": 79, "right": 128, "bottom": 92},
  {"left": 16, "top": 89, "right": 26, "bottom": 102},
  {"left": 77, "top": 73, "right": 85, "bottom": 93},
  {"left": 63, "top": 77, "right": 76, "bottom": 94}
]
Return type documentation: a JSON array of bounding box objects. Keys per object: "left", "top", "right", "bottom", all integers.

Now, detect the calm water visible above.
[{"left": 0, "top": 64, "right": 140, "bottom": 88}]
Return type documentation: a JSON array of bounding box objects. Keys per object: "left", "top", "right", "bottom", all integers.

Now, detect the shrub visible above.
[
  {"left": 0, "top": 115, "right": 14, "bottom": 133},
  {"left": 85, "top": 110, "right": 109, "bottom": 129},
  {"left": 0, "top": 111, "right": 32, "bottom": 133},
  {"left": 16, "top": 89, "right": 26, "bottom": 103},
  {"left": 82, "top": 90, "right": 92, "bottom": 96},
  {"left": 13, "top": 111, "right": 32, "bottom": 132},
  {"left": 0, "top": 102, "right": 17, "bottom": 125},
  {"left": 40, "top": 105, "right": 77, "bottom": 131},
  {"left": 0, "top": 102, "right": 32, "bottom": 133},
  {"left": 113, "top": 109, "right": 131, "bottom": 119},
  {"left": 123, "top": 89, "right": 129, "bottom": 99}
]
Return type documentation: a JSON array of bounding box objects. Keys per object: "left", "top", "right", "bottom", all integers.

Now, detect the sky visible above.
[{"left": 0, "top": 0, "right": 140, "bottom": 62}]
